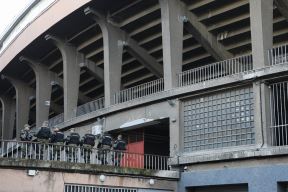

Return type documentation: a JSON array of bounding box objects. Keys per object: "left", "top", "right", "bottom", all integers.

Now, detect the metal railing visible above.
[
  {"left": 178, "top": 54, "right": 253, "bottom": 87},
  {"left": 113, "top": 78, "right": 164, "bottom": 104},
  {"left": 65, "top": 184, "right": 137, "bottom": 192},
  {"left": 76, "top": 97, "right": 105, "bottom": 117},
  {"left": 270, "top": 81, "right": 288, "bottom": 146},
  {"left": 268, "top": 44, "right": 288, "bottom": 66},
  {"left": 48, "top": 113, "right": 64, "bottom": 127},
  {"left": 0, "top": 140, "right": 170, "bottom": 171}
]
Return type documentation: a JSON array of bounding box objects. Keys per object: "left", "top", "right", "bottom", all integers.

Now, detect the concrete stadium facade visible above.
[{"left": 1, "top": 0, "right": 288, "bottom": 191}]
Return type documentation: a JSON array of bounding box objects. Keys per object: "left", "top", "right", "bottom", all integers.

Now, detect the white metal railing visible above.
[
  {"left": 113, "top": 78, "right": 164, "bottom": 104},
  {"left": 270, "top": 81, "right": 288, "bottom": 146},
  {"left": 48, "top": 113, "right": 64, "bottom": 127},
  {"left": 76, "top": 97, "right": 104, "bottom": 117},
  {"left": 0, "top": 140, "right": 170, "bottom": 171},
  {"left": 268, "top": 44, "right": 288, "bottom": 66},
  {"left": 178, "top": 54, "right": 253, "bottom": 87}
]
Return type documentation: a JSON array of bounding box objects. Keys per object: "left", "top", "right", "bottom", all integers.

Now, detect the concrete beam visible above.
[
  {"left": 18, "top": 58, "right": 64, "bottom": 116},
  {"left": 79, "top": 59, "right": 104, "bottom": 83},
  {"left": 85, "top": 7, "right": 163, "bottom": 77},
  {"left": 249, "top": 0, "right": 273, "bottom": 68},
  {"left": 19, "top": 56, "right": 52, "bottom": 128},
  {"left": 159, "top": 0, "right": 184, "bottom": 90},
  {"left": 45, "top": 35, "right": 90, "bottom": 120},
  {"left": 275, "top": 0, "right": 288, "bottom": 21},
  {"left": 180, "top": 0, "right": 233, "bottom": 60},
  {"left": 0, "top": 96, "right": 15, "bottom": 140},
  {"left": 1, "top": 75, "right": 34, "bottom": 140},
  {"left": 85, "top": 7, "right": 164, "bottom": 106}
]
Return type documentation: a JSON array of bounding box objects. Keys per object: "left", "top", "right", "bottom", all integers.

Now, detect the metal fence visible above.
[
  {"left": 65, "top": 184, "right": 137, "bottom": 192},
  {"left": 270, "top": 81, "right": 288, "bottom": 146},
  {"left": 178, "top": 54, "right": 253, "bottom": 87},
  {"left": 113, "top": 78, "right": 164, "bottom": 104},
  {"left": 268, "top": 44, "right": 288, "bottom": 65},
  {"left": 48, "top": 113, "right": 64, "bottom": 127},
  {"left": 0, "top": 140, "right": 170, "bottom": 171},
  {"left": 76, "top": 97, "right": 105, "bottom": 117}
]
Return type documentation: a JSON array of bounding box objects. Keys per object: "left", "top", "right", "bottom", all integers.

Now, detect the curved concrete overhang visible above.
[{"left": 0, "top": 0, "right": 91, "bottom": 72}]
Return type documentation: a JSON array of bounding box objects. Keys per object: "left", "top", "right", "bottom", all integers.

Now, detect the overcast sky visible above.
[{"left": 0, "top": 0, "right": 33, "bottom": 37}]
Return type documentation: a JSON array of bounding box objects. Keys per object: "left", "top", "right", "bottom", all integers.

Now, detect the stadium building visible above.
[{"left": 0, "top": 0, "right": 288, "bottom": 191}]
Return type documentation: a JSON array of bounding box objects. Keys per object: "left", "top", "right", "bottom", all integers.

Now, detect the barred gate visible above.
[
  {"left": 64, "top": 184, "right": 137, "bottom": 192},
  {"left": 270, "top": 81, "right": 288, "bottom": 146}
]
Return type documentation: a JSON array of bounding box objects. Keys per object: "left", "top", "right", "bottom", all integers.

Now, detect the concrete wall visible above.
[
  {"left": 179, "top": 164, "right": 288, "bottom": 192},
  {"left": 0, "top": 168, "right": 177, "bottom": 192},
  {"left": 105, "top": 99, "right": 180, "bottom": 157}
]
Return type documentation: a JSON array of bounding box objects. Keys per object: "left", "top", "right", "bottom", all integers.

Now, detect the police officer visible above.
[
  {"left": 97, "top": 133, "right": 112, "bottom": 165},
  {"left": 49, "top": 127, "right": 65, "bottom": 161},
  {"left": 19, "top": 124, "right": 33, "bottom": 158},
  {"left": 81, "top": 133, "right": 96, "bottom": 163},
  {"left": 34, "top": 121, "right": 52, "bottom": 160},
  {"left": 113, "top": 134, "right": 126, "bottom": 167},
  {"left": 65, "top": 128, "right": 80, "bottom": 162}
]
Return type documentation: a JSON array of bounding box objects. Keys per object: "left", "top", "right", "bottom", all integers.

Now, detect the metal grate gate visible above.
[
  {"left": 183, "top": 87, "right": 255, "bottom": 152},
  {"left": 64, "top": 184, "right": 138, "bottom": 192},
  {"left": 270, "top": 81, "right": 288, "bottom": 146}
]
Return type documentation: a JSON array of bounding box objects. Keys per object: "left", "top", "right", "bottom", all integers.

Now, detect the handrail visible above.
[
  {"left": 0, "top": 140, "right": 170, "bottom": 171},
  {"left": 178, "top": 54, "right": 253, "bottom": 87},
  {"left": 76, "top": 97, "right": 105, "bottom": 117},
  {"left": 268, "top": 44, "right": 288, "bottom": 66},
  {"left": 113, "top": 78, "right": 164, "bottom": 104}
]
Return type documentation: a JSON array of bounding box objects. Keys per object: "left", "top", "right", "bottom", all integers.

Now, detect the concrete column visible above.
[
  {"left": 250, "top": 0, "right": 273, "bottom": 68},
  {"left": 45, "top": 35, "right": 81, "bottom": 121},
  {"left": 102, "top": 24, "right": 124, "bottom": 107},
  {"left": 253, "top": 82, "right": 271, "bottom": 147},
  {"left": 169, "top": 99, "right": 181, "bottom": 157},
  {"left": 20, "top": 57, "right": 52, "bottom": 128},
  {"left": 159, "top": 0, "right": 183, "bottom": 90},
  {"left": 2, "top": 76, "right": 34, "bottom": 140},
  {"left": 0, "top": 96, "right": 16, "bottom": 140},
  {"left": 84, "top": 8, "right": 125, "bottom": 107}
]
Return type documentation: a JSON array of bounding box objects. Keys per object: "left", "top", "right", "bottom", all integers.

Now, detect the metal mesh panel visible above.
[
  {"left": 64, "top": 184, "right": 138, "bottom": 192},
  {"left": 183, "top": 87, "right": 255, "bottom": 152}
]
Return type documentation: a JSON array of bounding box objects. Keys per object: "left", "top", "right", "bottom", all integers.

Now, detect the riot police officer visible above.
[
  {"left": 97, "top": 133, "right": 112, "bottom": 165},
  {"left": 19, "top": 124, "right": 33, "bottom": 158},
  {"left": 49, "top": 127, "right": 65, "bottom": 160},
  {"left": 65, "top": 128, "right": 80, "bottom": 162},
  {"left": 113, "top": 134, "right": 126, "bottom": 167},
  {"left": 81, "top": 133, "right": 96, "bottom": 163},
  {"left": 34, "top": 121, "right": 52, "bottom": 160}
]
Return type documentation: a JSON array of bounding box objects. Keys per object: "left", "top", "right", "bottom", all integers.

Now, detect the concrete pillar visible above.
[
  {"left": 169, "top": 99, "right": 181, "bottom": 157},
  {"left": 253, "top": 82, "right": 271, "bottom": 147},
  {"left": 45, "top": 35, "right": 81, "bottom": 121},
  {"left": 0, "top": 96, "right": 16, "bottom": 140},
  {"left": 159, "top": 0, "right": 183, "bottom": 90},
  {"left": 19, "top": 57, "right": 52, "bottom": 128},
  {"left": 84, "top": 8, "right": 124, "bottom": 107},
  {"left": 250, "top": 0, "right": 273, "bottom": 68},
  {"left": 2, "top": 76, "right": 34, "bottom": 140}
]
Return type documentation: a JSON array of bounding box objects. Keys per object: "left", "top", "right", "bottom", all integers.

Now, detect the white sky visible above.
[{"left": 0, "top": 0, "right": 33, "bottom": 37}]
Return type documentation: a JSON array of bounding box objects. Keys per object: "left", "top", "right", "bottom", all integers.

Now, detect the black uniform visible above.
[
  {"left": 34, "top": 126, "right": 52, "bottom": 160},
  {"left": 20, "top": 129, "right": 33, "bottom": 158},
  {"left": 81, "top": 133, "right": 96, "bottom": 163},
  {"left": 97, "top": 134, "right": 112, "bottom": 165},
  {"left": 49, "top": 131, "right": 65, "bottom": 160},
  {"left": 113, "top": 138, "right": 126, "bottom": 166},
  {"left": 65, "top": 132, "right": 80, "bottom": 162}
]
